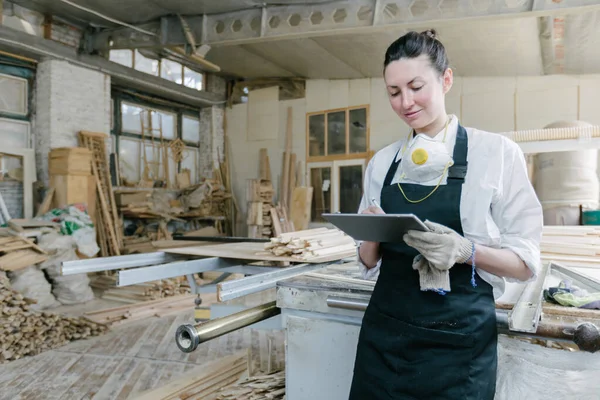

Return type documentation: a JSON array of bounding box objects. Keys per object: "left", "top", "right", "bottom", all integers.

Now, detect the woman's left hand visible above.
[{"left": 404, "top": 220, "right": 474, "bottom": 270}]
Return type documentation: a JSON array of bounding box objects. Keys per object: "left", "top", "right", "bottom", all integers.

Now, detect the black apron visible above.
[{"left": 348, "top": 124, "right": 498, "bottom": 400}]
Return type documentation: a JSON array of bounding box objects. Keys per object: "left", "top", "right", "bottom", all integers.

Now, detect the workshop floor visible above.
[{"left": 0, "top": 301, "right": 283, "bottom": 400}]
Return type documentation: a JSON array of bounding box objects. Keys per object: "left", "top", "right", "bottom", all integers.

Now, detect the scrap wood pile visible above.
[
  {"left": 119, "top": 179, "right": 231, "bottom": 219},
  {"left": 0, "top": 234, "right": 48, "bottom": 271},
  {"left": 0, "top": 271, "right": 107, "bottom": 363},
  {"left": 246, "top": 179, "right": 282, "bottom": 239},
  {"left": 90, "top": 275, "right": 192, "bottom": 304},
  {"left": 214, "top": 371, "right": 285, "bottom": 400},
  {"left": 181, "top": 178, "right": 231, "bottom": 218},
  {"left": 264, "top": 227, "right": 357, "bottom": 261},
  {"left": 83, "top": 293, "right": 202, "bottom": 327},
  {"left": 541, "top": 225, "right": 600, "bottom": 268},
  {"left": 134, "top": 349, "right": 286, "bottom": 400},
  {"left": 134, "top": 351, "right": 248, "bottom": 400}
]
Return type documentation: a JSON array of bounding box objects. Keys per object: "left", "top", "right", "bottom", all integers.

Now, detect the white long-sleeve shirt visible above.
[{"left": 357, "top": 115, "right": 543, "bottom": 299}]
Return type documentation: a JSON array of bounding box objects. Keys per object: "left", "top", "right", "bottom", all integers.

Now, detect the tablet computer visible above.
[{"left": 322, "top": 213, "right": 429, "bottom": 243}]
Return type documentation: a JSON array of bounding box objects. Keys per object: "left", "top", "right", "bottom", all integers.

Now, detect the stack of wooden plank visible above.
[
  {"left": 90, "top": 275, "right": 192, "bottom": 303},
  {"left": 247, "top": 179, "right": 276, "bottom": 239},
  {"left": 0, "top": 271, "right": 108, "bottom": 363},
  {"left": 214, "top": 371, "right": 285, "bottom": 400},
  {"left": 83, "top": 294, "right": 201, "bottom": 327},
  {"left": 264, "top": 227, "right": 357, "bottom": 261},
  {"left": 541, "top": 225, "right": 600, "bottom": 268},
  {"left": 0, "top": 235, "right": 48, "bottom": 271}
]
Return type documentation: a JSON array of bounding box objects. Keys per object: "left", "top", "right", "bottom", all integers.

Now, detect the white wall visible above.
[{"left": 226, "top": 75, "right": 600, "bottom": 232}]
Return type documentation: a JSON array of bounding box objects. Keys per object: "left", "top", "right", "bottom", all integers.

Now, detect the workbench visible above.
[
  {"left": 62, "top": 247, "right": 600, "bottom": 399},
  {"left": 274, "top": 262, "right": 600, "bottom": 400},
  {"left": 277, "top": 263, "right": 370, "bottom": 400}
]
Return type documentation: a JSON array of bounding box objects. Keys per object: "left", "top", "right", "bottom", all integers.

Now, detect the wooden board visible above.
[
  {"left": 164, "top": 241, "right": 356, "bottom": 263},
  {"left": 290, "top": 187, "right": 313, "bottom": 231}
]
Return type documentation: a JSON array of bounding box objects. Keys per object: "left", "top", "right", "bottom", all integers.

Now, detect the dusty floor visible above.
[{"left": 0, "top": 294, "right": 283, "bottom": 400}]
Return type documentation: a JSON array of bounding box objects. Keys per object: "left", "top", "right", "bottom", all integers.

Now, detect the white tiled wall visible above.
[{"left": 227, "top": 75, "right": 600, "bottom": 231}]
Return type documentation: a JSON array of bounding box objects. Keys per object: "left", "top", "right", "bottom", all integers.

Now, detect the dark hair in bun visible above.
[{"left": 383, "top": 29, "right": 449, "bottom": 76}]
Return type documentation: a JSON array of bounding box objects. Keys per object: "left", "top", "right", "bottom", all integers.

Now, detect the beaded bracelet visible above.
[{"left": 469, "top": 241, "right": 477, "bottom": 288}]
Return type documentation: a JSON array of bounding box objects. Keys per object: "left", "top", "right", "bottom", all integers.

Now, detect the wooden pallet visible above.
[{"left": 78, "top": 131, "right": 122, "bottom": 256}]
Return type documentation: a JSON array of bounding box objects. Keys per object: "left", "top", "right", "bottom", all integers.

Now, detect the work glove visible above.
[
  {"left": 412, "top": 254, "right": 450, "bottom": 294},
  {"left": 404, "top": 220, "right": 474, "bottom": 271}
]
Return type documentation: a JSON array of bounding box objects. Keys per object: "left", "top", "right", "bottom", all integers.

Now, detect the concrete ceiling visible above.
[{"left": 8, "top": 0, "right": 600, "bottom": 79}]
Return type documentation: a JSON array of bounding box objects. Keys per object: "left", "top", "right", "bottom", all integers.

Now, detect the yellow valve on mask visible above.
[{"left": 411, "top": 148, "right": 428, "bottom": 165}]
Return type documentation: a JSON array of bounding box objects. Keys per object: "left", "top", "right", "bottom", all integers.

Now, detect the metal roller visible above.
[
  {"left": 327, "top": 296, "right": 600, "bottom": 353},
  {"left": 175, "top": 300, "right": 281, "bottom": 353},
  {"left": 496, "top": 310, "right": 600, "bottom": 353},
  {"left": 176, "top": 297, "right": 600, "bottom": 354}
]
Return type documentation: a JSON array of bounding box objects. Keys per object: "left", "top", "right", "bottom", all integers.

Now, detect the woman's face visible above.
[{"left": 384, "top": 54, "right": 452, "bottom": 133}]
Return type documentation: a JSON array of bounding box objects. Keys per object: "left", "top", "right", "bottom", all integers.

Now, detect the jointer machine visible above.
[{"left": 62, "top": 237, "right": 600, "bottom": 400}]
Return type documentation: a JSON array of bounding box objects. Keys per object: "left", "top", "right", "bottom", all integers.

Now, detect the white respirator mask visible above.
[{"left": 398, "top": 135, "right": 454, "bottom": 183}]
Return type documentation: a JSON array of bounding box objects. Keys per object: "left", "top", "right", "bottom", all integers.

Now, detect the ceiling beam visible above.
[
  {"left": 0, "top": 25, "right": 225, "bottom": 108},
  {"left": 86, "top": 0, "right": 600, "bottom": 52}
]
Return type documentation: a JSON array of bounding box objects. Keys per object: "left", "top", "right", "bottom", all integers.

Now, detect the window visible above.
[
  {"left": 307, "top": 159, "right": 366, "bottom": 222},
  {"left": 306, "top": 106, "right": 369, "bottom": 222},
  {"left": 112, "top": 95, "right": 203, "bottom": 188},
  {"left": 109, "top": 50, "right": 133, "bottom": 68},
  {"left": 182, "top": 116, "right": 201, "bottom": 144},
  {"left": 161, "top": 59, "right": 183, "bottom": 84},
  {"left": 306, "top": 105, "right": 369, "bottom": 162},
  {"left": 134, "top": 50, "right": 159, "bottom": 76},
  {"left": 0, "top": 74, "right": 28, "bottom": 116},
  {"left": 183, "top": 67, "right": 204, "bottom": 90},
  {"left": 108, "top": 50, "right": 205, "bottom": 91},
  {"left": 0, "top": 62, "right": 34, "bottom": 219}
]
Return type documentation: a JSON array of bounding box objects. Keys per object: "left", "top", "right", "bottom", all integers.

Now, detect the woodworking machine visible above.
[{"left": 62, "top": 253, "right": 600, "bottom": 400}]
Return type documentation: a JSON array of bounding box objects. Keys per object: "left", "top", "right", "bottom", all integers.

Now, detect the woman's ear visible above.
[{"left": 442, "top": 68, "right": 453, "bottom": 94}]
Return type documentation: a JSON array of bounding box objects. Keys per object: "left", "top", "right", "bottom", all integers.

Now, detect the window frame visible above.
[
  {"left": 305, "top": 104, "right": 370, "bottom": 163},
  {"left": 108, "top": 49, "right": 206, "bottom": 91},
  {"left": 111, "top": 91, "right": 202, "bottom": 187},
  {"left": 306, "top": 158, "right": 367, "bottom": 222}
]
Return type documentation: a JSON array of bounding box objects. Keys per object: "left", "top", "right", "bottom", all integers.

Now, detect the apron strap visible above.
[
  {"left": 383, "top": 149, "right": 402, "bottom": 187},
  {"left": 447, "top": 124, "right": 468, "bottom": 181}
]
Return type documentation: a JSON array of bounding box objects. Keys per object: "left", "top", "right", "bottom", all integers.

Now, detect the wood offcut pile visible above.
[
  {"left": 134, "top": 349, "right": 286, "bottom": 400},
  {"left": 264, "top": 227, "right": 357, "bottom": 260},
  {"left": 246, "top": 179, "right": 277, "bottom": 239},
  {"left": 541, "top": 225, "right": 600, "bottom": 268},
  {"left": 214, "top": 371, "right": 285, "bottom": 400},
  {"left": 83, "top": 293, "right": 202, "bottom": 327},
  {"left": 90, "top": 275, "right": 192, "bottom": 304},
  {"left": 0, "top": 234, "right": 48, "bottom": 271},
  {"left": 0, "top": 271, "right": 108, "bottom": 363},
  {"left": 134, "top": 351, "right": 248, "bottom": 400},
  {"left": 118, "top": 178, "right": 231, "bottom": 221}
]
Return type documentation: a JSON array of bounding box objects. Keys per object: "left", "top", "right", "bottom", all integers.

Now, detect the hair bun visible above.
[{"left": 421, "top": 29, "right": 437, "bottom": 40}]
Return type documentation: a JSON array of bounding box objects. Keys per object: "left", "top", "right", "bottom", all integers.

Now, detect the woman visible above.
[{"left": 349, "top": 30, "right": 543, "bottom": 399}]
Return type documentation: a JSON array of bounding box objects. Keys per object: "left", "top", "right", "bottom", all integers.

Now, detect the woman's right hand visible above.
[
  {"left": 358, "top": 206, "right": 385, "bottom": 268},
  {"left": 361, "top": 205, "right": 385, "bottom": 216}
]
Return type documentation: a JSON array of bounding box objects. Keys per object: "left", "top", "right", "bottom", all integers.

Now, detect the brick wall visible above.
[{"left": 34, "top": 59, "right": 111, "bottom": 184}]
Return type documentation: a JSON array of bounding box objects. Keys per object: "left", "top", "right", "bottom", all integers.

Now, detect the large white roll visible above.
[{"left": 533, "top": 121, "right": 600, "bottom": 216}]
